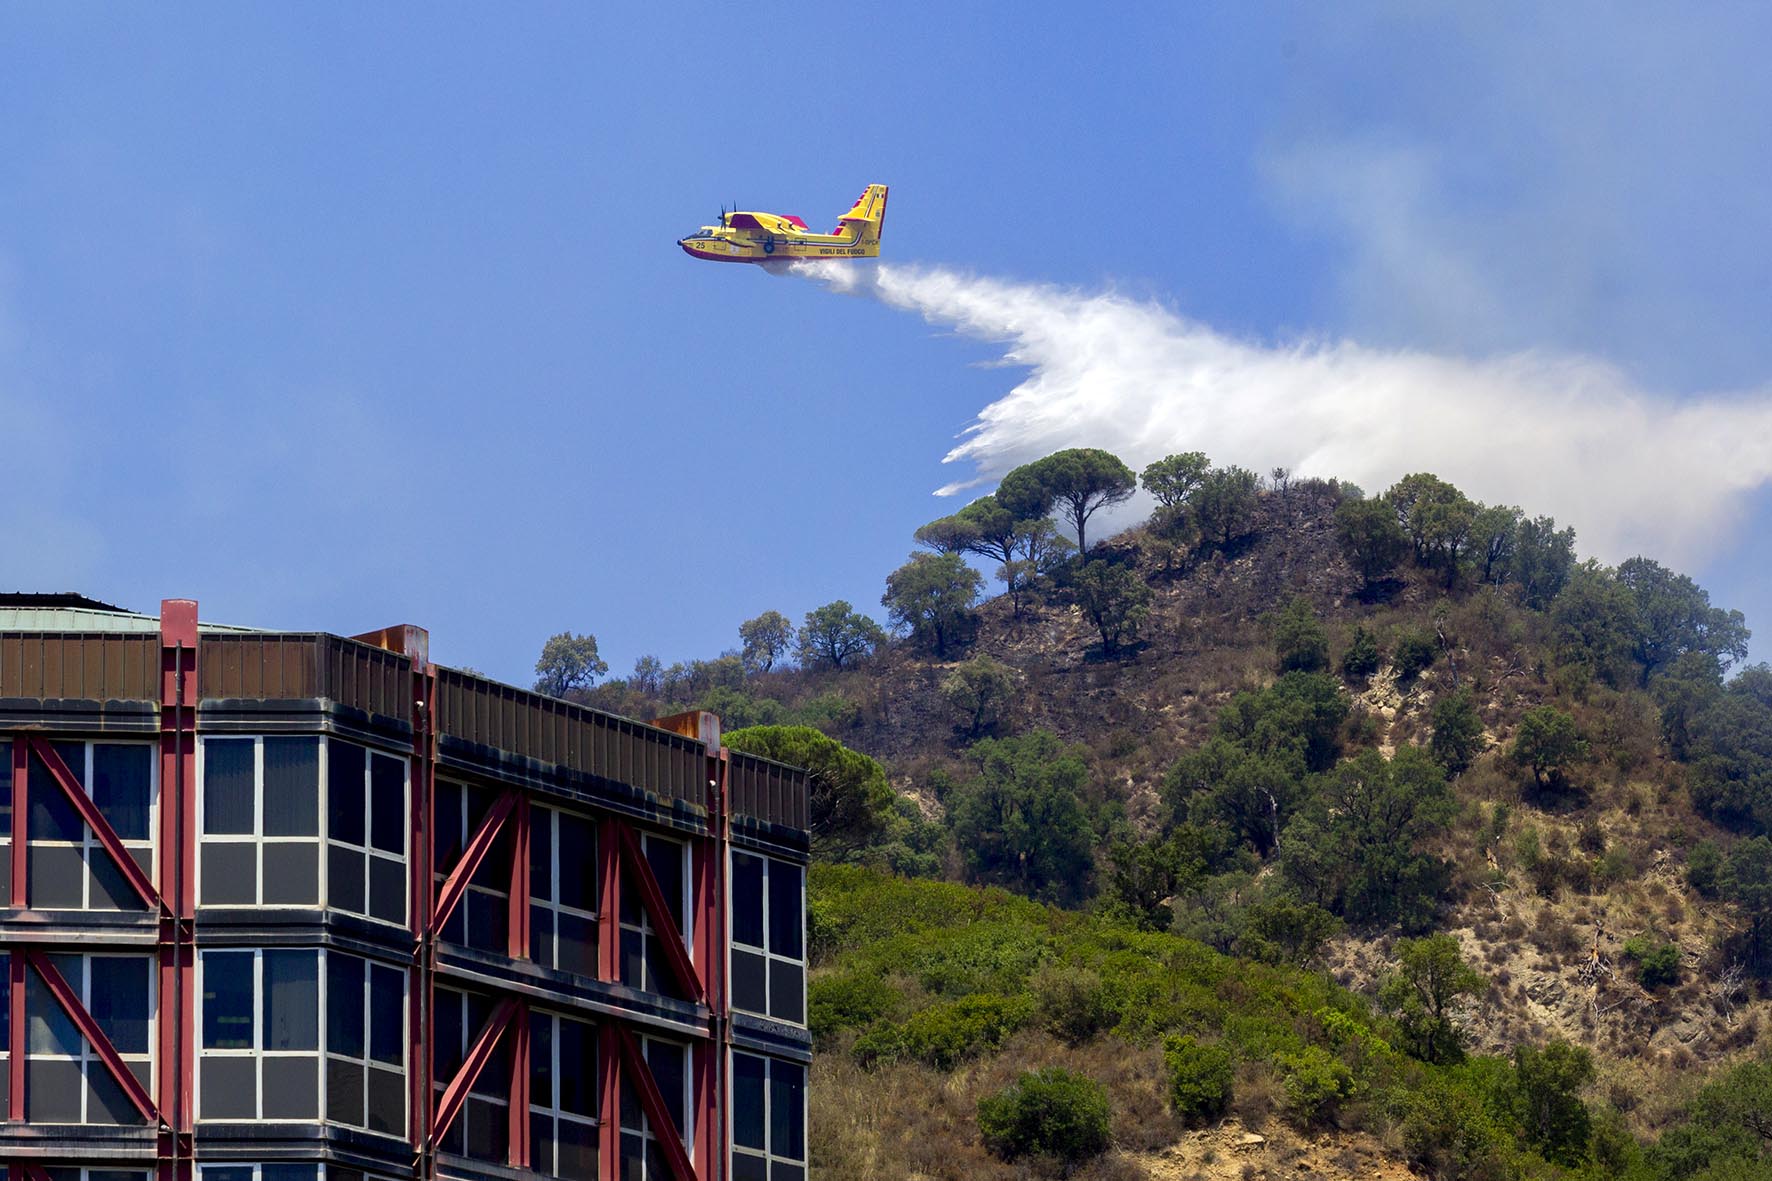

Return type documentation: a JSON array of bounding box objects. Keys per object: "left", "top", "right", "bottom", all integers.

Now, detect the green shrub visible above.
[
  {"left": 1689, "top": 840, "right": 1723, "bottom": 896},
  {"left": 1276, "top": 1045, "right": 1357, "bottom": 1126},
  {"left": 896, "top": 992, "right": 1035, "bottom": 1070},
  {"left": 808, "top": 972, "right": 900, "bottom": 1046},
  {"left": 1621, "top": 937, "right": 1681, "bottom": 989},
  {"left": 1032, "top": 962, "right": 1114, "bottom": 1045},
  {"left": 1340, "top": 626, "right": 1382, "bottom": 680},
  {"left": 977, "top": 1067, "right": 1112, "bottom": 1172},
  {"left": 1394, "top": 629, "right": 1439, "bottom": 682},
  {"left": 1162, "top": 1035, "right": 1234, "bottom": 1123}
]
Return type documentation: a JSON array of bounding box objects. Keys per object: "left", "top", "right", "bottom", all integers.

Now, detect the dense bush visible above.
[
  {"left": 1276, "top": 1045, "right": 1357, "bottom": 1126},
  {"left": 1393, "top": 629, "right": 1438, "bottom": 682},
  {"left": 1621, "top": 936, "right": 1681, "bottom": 989},
  {"left": 976, "top": 1067, "right": 1112, "bottom": 1173},
  {"left": 1162, "top": 1035, "right": 1234, "bottom": 1123},
  {"left": 1340, "top": 625, "right": 1382, "bottom": 680},
  {"left": 854, "top": 992, "right": 1035, "bottom": 1070}
]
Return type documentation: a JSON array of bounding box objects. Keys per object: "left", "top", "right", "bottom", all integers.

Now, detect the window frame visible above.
[
  {"left": 620, "top": 1033, "right": 693, "bottom": 1180},
  {"left": 528, "top": 803, "right": 600, "bottom": 976},
  {"left": 527, "top": 1007, "right": 601, "bottom": 1178},
  {"left": 328, "top": 740, "right": 411, "bottom": 927},
  {"left": 27, "top": 739, "right": 159, "bottom": 912},
  {"left": 620, "top": 832, "right": 692, "bottom": 995},
  {"left": 432, "top": 777, "right": 513, "bottom": 955},
  {"left": 728, "top": 849, "right": 806, "bottom": 1025},
  {"left": 195, "top": 946, "right": 407, "bottom": 1137},
  {"left": 729, "top": 1050, "right": 808, "bottom": 1180},
  {"left": 196, "top": 735, "right": 323, "bottom": 909},
  {"left": 25, "top": 951, "right": 157, "bottom": 1125}
]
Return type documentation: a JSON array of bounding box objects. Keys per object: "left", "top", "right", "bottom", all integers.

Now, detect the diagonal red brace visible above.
[
  {"left": 25, "top": 950, "right": 160, "bottom": 1125},
  {"left": 614, "top": 822, "right": 705, "bottom": 1004},
  {"left": 432, "top": 996, "right": 522, "bottom": 1146},
  {"left": 617, "top": 1025, "right": 701, "bottom": 1181},
  {"left": 22, "top": 1166, "right": 57, "bottom": 1181},
  {"left": 432, "top": 788, "right": 519, "bottom": 936},
  {"left": 26, "top": 736, "right": 161, "bottom": 911}
]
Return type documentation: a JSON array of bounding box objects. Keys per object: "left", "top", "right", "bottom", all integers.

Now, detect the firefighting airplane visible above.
[{"left": 678, "top": 184, "right": 888, "bottom": 265}]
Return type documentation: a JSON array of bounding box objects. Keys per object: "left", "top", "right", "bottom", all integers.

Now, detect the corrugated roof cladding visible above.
[{"left": 1, "top": 620, "right": 807, "bottom": 832}]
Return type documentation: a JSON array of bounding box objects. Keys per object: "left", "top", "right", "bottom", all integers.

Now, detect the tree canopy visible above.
[
  {"left": 738, "top": 610, "right": 794, "bottom": 673},
  {"left": 722, "top": 725, "right": 895, "bottom": 861},
  {"left": 533, "top": 632, "right": 608, "bottom": 697},
  {"left": 882, "top": 551, "right": 982, "bottom": 658},
  {"left": 796, "top": 601, "right": 885, "bottom": 670},
  {"left": 995, "top": 447, "right": 1136, "bottom": 557}
]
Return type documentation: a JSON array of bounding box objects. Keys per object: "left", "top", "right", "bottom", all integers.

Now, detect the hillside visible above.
[{"left": 568, "top": 465, "right": 1772, "bottom": 1180}]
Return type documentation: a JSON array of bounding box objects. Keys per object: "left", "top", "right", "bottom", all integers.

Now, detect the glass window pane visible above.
[
  {"left": 327, "top": 1055, "right": 365, "bottom": 1126},
  {"left": 434, "top": 779, "right": 464, "bottom": 864},
  {"left": 732, "top": 949, "right": 768, "bottom": 1015},
  {"left": 370, "top": 752, "right": 405, "bottom": 854},
  {"left": 646, "top": 838, "right": 685, "bottom": 929},
  {"left": 328, "top": 953, "right": 365, "bottom": 1058},
  {"left": 201, "top": 951, "right": 254, "bottom": 1049},
  {"left": 265, "top": 949, "right": 319, "bottom": 1051},
  {"left": 201, "top": 1054, "right": 257, "bottom": 1119},
  {"left": 530, "top": 1010, "right": 554, "bottom": 1107},
  {"left": 263, "top": 737, "right": 320, "bottom": 836},
  {"left": 368, "top": 1064, "right": 406, "bottom": 1134},
  {"left": 262, "top": 841, "right": 320, "bottom": 906},
  {"left": 369, "top": 855, "right": 406, "bottom": 924},
  {"left": 558, "top": 1016, "right": 596, "bottom": 1117},
  {"left": 770, "top": 959, "right": 805, "bottom": 1025},
  {"left": 769, "top": 862, "right": 803, "bottom": 959},
  {"left": 648, "top": 1040, "right": 687, "bottom": 1137},
  {"left": 369, "top": 962, "right": 404, "bottom": 1065},
  {"left": 201, "top": 1169, "right": 254, "bottom": 1181},
  {"left": 27, "top": 1056, "right": 84, "bottom": 1122},
  {"left": 530, "top": 905, "right": 553, "bottom": 966},
  {"left": 772, "top": 1060, "right": 805, "bottom": 1160},
  {"left": 557, "top": 1115, "right": 599, "bottom": 1178},
  {"left": 30, "top": 843, "right": 87, "bottom": 908},
  {"left": 201, "top": 842, "right": 257, "bottom": 906},
  {"left": 26, "top": 965, "right": 80, "bottom": 1055},
  {"left": 557, "top": 911, "right": 597, "bottom": 979},
  {"left": 262, "top": 1053, "right": 320, "bottom": 1119},
  {"left": 466, "top": 1095, "right": 509, "bottom": 1162},
  {"left": 531, "top": 1112, "right": 556, "bottom": 1177},
  {"left": 732, "top": 853, "right": 764, "bottom": 949},
  {"left": 29, "top": 755, "right": 85, "bottom": 843},
  {"left": 0, "top": 740, "right": 11, "bottom": 833},
  {"left": 328, "top": 740, "right": 366, "bottom": 846},
  {"left": 90, "top": 848, "right": 150, "bottom": 911},
  {"left": 328, "top": 844, "right": 365, "bottom": 913},
  {"left": 89, "top": 955, "right": 151, "bottom": 1054},
  {"left": 770, "top": 1163, "right": 806, "bottom": 1181},
  {"left": 558, "top": 813, "right": 597, "bottom": 911},
  {"left": 733, "top": 1053, "right": 766, "bottom": 1150},
  {"left": 202, "top": 740, "right": 255, "bottom": 836},
  {"left": 465, "top": 887, "right": 509, "bottom": 954},
  {"left": 531, "top": 810, "right": 554, "bottom": 902},
  {"left": 263, "top": 1167, "right": 322, "bottom": 1181},
  {"left": 732, "top": 1154, "right": 768, "bottom": 1181},
  {"left": 91, "top": 744, "right": 152, "bottom": 841}
]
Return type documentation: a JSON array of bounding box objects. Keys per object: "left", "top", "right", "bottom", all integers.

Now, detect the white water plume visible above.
[{"left": 794, "top": 260, "right": 1772, "bottom": 567}]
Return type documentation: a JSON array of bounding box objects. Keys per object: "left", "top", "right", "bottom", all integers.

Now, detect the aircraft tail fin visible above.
[{"left": 835, "top": 183, "right": 889, "bottom": 246}]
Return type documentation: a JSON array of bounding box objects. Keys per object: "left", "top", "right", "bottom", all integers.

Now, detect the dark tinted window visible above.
[
  {"left": 369, "top": 962, "right": 404, "bottom": 1065},
  {"left": 370, "top": 752, "right": 405, "bottom": 853},
  {"left": 328, "top": 953, "right": 365, "bottom": 1058},
  {"left": 91, "top": 744, "right": 151, "bottom": 840},
  {"left": 769, "top": 862, "right": 803, "bottom": 959},
  {"left": 558, "top": 1016, "right": 596, "bottom": 1117},
  {"left": 771, "top": 1060, "right": 805, "bottom": 1160},
  {"left": 30, "top": 753, "right": 84, "bottom": 843},
  {"left": 263, "top": 737, "right": 319, "bottom": 836},
  {"left": 202, "top": 740, "right": 255, "bottom": 835},
  {"left": 646, "top": 839, "right": 684, "bottom": 929},
  {"left": 732, "top": 852, "right": 764, "bottom": 948},
  {"left": 328, "top": 741, "right": 366, "bottom": 845},
  {"left": 558, "top": 813, "right": 596, "bottom": 910},
  {"left": 733, "top": 1052, "right": 766, "bottom": 1149},
  {"left": 265, "top": 950, "right": 318, "bottom": 1051},
  {"left": 201, "top": 843, "right": 256, "bottom": 905},
  {"left": 89, "top": 956, "right": 150, "bottom": 1053},
  {"left": 202, "top": 952, "right": 253, "bottom": 1049},
  {"left": 262, "top": 841, "right": 319, "bottom": 906}
]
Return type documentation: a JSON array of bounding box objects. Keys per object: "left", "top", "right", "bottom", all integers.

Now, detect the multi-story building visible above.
[{"left": 0, "top": 595, "right": 810, "bottom": 1181}]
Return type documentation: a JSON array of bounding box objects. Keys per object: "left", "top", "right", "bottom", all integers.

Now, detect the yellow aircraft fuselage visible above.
[{"left": 679, "top": 184, "right": 887, "bottom": 264}]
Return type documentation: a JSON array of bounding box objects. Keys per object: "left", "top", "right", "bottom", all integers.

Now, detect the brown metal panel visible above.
[
  {"left": 21, "top": 637, "right": 42, "bottom": 697},
  {"left": 0, "top": 636, "right": 15, "bottom": 695},
  {"left": 40, "top": 637, "right": 63, "bottom": 697},
  {"left": 82, "top": 640, "right": 105, "bottom": 697}
]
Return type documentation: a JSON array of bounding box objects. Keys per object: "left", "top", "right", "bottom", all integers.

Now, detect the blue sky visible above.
[{"left": 4, "top": 5, "right": 1772, "bottom": 683}]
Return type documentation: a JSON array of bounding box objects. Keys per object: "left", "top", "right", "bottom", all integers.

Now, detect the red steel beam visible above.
[
  {"left": 598, "top": 1023, "right": 621, "bottom": 1175},
  {"left": 25, "top": 949, "right": 160, "bottom": 1124},
  {"left": 21, "top": 1166, "right": 55, "bottom": 1181},
  {"left": 158, "top": 598, "right": 199, "bottom": 1161},
  {"left": 506, "top": 998, "right": 531, "bottom": 1169},
  {"left": 507, "top": 792, "right": 531, "bottom": 961},
  {"left": 613, "top": 821, "right": 705, "bottom": 1004},
  {"left": 431, "top": 787, "right": 518, "bottom": 937},
  {"left": 7, "top": 952, "right": 23, "bottom": 1121},
  {"left": 26, "top": 736, "right": 161, "bottom": 911},
  {"left": 616, "top": 1025, "right": 701, "bottom": 1181},
  {"left": 432, "top": 995, "right": 521, "bottom": 1147}
]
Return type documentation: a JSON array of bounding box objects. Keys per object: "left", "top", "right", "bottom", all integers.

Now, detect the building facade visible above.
[{"left": 0, "top": 597, "right": 809, "bottom": 1181}]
